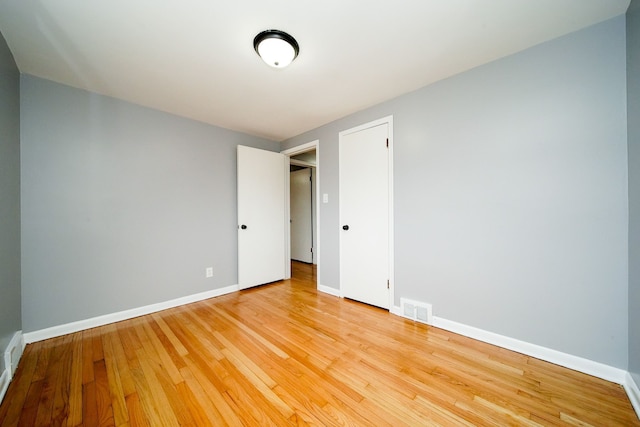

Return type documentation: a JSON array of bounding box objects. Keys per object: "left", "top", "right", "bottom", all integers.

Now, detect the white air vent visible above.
[
  {"left": 4, "top": 331, "right": 23, "bottom": 378},
  {"left": 400, "top": 298, "right": 433, "bottom": 325},
  {"left": 416, "top": 305, "right": 430, "bottom": 323},
  {"left": 403, "top": 302, "right": 416, "bottom": 318}
]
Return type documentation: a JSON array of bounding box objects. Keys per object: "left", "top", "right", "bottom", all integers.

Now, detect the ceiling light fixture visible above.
[{"left": 253, "top": 29, "right": 299, "bottom": 68}]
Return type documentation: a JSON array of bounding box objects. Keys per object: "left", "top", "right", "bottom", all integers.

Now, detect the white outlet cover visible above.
[{"left": 206, "top": 267, "right": 213, "bottom": 278}]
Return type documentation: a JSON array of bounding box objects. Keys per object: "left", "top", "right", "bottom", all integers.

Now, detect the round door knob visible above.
[
  {"left": 241, "top": 225, "right": 247, "bottom": 230},
  {"left": 342, "top": 225, "right": 349, "bottom": 230}
]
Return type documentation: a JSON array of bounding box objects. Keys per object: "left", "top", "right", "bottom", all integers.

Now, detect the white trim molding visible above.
[
  {"left": 391, "top": 311, "right": 639, "bottom": 419},
  {"left": 1, "top": 331, "right": 24, "bottom": 405},
  {"left": 625, "top": 372, "right": 640, "bottom": 419},
  {"left": 431, "top": 316, "right": 628, "bottom": 384},
  {"left": 281, "top": 140, "right": 319, "bottom": 156},
  {"left": 24, "top": 285, "right": 239, "bottom": 344},
  {"left": 433, "top": 316, "right": 627, "bottom": 384},
  {"left": 317, "top": 284, "right": 341, "bottom": 298}
]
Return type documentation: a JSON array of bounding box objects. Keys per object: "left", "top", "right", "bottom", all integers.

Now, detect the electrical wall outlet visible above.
[{"left": 205, "top": 267, "right": 213, "bottom": 278}]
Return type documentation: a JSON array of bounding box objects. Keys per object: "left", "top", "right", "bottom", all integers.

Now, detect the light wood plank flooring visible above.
[{"left": 1, "top": 262, "right": 638, "bottom": 426}]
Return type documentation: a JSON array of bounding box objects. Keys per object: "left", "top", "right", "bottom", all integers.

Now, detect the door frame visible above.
[
  {"left": 281, "top": 140, "right": 320, "bottom": 285},
  {"left": 338, "top": 116, "right": 394, "bottom": 309}
]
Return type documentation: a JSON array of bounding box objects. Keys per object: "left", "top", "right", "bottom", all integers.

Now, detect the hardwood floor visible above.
[{"left": 1, "top": 261, "right": 638, "bottom": 426}]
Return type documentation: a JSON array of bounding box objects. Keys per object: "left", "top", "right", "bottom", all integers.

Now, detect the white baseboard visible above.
[
  {"left": 625, "top": 372, "right": 640, "bottom": 419},
  {"left": 431, "top": 316, "right": 627, "bottom": 384},
  {"left": 390, "top": 305, "right": 403, "bottom": 317},
  {"left": 317, "top": 283, "right": 341, "bottom": 298},
  {"left": 391, "top": 311, "right": 638, "bottom": 419},
  {"left": 1, "top": 330, "right": 24, "bottom": 406},
  {"left": 24, "top": 285, "right": 239, "bottom": 344}
]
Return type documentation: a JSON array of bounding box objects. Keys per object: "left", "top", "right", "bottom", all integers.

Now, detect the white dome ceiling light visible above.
[{"left": 253, "top": 30, "right": 299, "bottom": 68}]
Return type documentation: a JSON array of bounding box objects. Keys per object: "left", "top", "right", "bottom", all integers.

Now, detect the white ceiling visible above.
[{"left": 0, "top": 0, "right": 630, "bottom": 141}]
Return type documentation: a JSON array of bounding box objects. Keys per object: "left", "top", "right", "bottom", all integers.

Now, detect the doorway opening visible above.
[
  {"left": 282, "top": 140, "right": 320, "bottom": 286},
  {"left": 290, "top": 155, "right": 315, "bottom": 265}
]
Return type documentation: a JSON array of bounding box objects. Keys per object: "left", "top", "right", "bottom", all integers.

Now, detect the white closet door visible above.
[{"left": 339, "top": 122, "right": 390, "bottom": 309}]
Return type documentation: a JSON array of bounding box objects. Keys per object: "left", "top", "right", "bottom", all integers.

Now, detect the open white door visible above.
[{"left": 237, "top": 145, "right": 287, "bottom": 289}]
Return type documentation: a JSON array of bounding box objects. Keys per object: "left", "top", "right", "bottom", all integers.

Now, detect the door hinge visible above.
[{"left": 387, "top": 279, "right": 390, "bottom": 289}]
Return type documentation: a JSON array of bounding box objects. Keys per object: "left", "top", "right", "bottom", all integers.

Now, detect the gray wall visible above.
[
  {"left": 0, "top": 30, "right": 21, "bottom": 373},
  {"left": 283, "top": 16, "right": 629, "bottom": 368},
  {"left": 628, "top": 0, "right": 640, "bottom": 385},
  {"left": 21, "top": 75, "right": 278, "bottom": 332}
]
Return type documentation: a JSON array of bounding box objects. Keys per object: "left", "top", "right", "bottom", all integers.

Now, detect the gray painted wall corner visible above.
[
  {"left": 0, "top": 29, "right": 22, "bottom": 374},
  {"left": 627, "top": 0, "right": 640, "bottom": 380},
  {"left": 20, "top": 75, "right": 278, "bottom": 332},
  {"left": 283, "top": 16, "right": 629, "bottom": 368}
]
